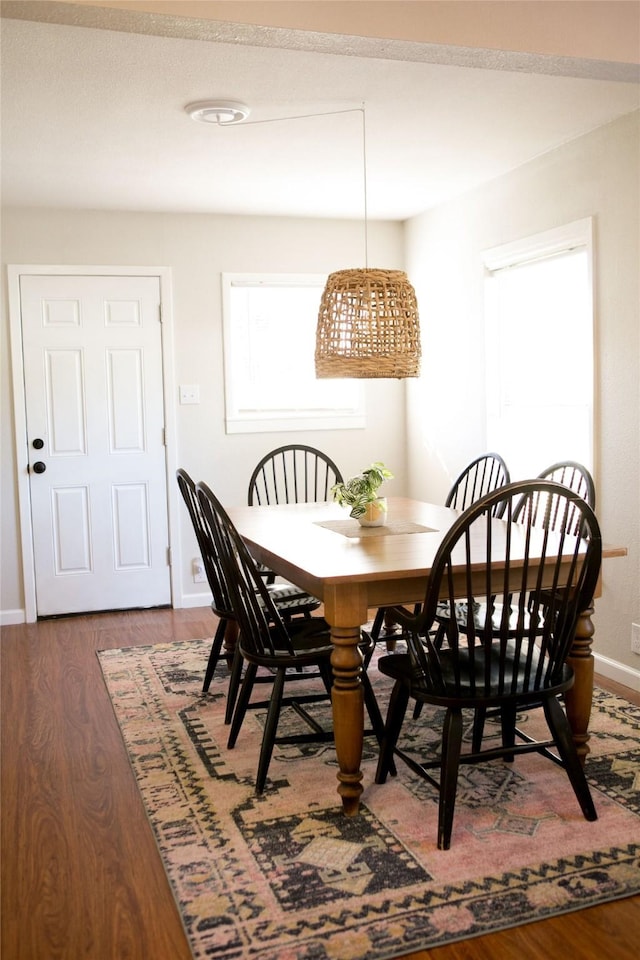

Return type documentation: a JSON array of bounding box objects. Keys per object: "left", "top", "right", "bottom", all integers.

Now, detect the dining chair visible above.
[
  {"left": 248, "top": 443, "right": 343, "bottom": 506},
  {"left": 248, "top": 443, "right": 344, "bottom": 586},
  {"left": 536, "top": 460, "right": 595, "bottom": 524},
  {"left": 176, "top": 469, "right": 320, "bottom": 702},
  {"left": 374, "top": 479, "right": 602, "bottom": 850},
  {"left": 196, "top": 480, "right": 386, "bottom": 795},
  {"left": 370, "top": 452, "right": 511, "bottom": 647},
  {"left": 459, "top": 461, "right": 596, "bottom": 747},
  {"left": 444, "top": 452, "right": 511, "bottom": 514}
]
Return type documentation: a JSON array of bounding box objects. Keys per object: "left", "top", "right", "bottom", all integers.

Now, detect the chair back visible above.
[
  {"left": 445, "top": 453, "right": 510, "bottom": 516},
  {"left": 248, "top": 444, "right": 343, "bottom": 505},
  {"left": 535, "top": 461, "right": 595, "bottom": 535},
  {"left": 176, "top": 469, "right": 234, "bottom": 619},
  {"left": 196, "top": 481, "right": 294, "bottom": 658},
  {"left": 408, "top": 479, "right": 602, "bottom": 699}
]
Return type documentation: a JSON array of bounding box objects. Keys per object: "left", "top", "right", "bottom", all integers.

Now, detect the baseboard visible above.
[
  {"left": 0, "top": 608, "right": 27, "bottom": 626},
  {"left": 594, "top": 652, "right": 640, "bottom": 693},
  {"left": 179, "top": 591, "right": 213, "bottom": 609}
]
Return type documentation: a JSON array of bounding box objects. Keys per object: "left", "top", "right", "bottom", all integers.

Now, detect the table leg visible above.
[
  {"left": 329, "top": 625, "right": 365, "bottom": 815},
  {"left": 564, "top": 599, "right": 595, "bottom": 765}
]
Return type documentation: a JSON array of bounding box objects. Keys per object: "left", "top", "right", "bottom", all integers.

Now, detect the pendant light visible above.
[
  {"left": 315, "top": 108, "right": 421, "bottom": 379},
  {"left": 186, "top": 100, "right": 420, "bottom": 378}
]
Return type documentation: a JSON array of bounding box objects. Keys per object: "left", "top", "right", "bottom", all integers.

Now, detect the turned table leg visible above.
[
  {"left": 564, "top": 600, "right": 595, "bottom": 765},
  {"left": 329, "top": 624, "right": 365, "bottom": 815}
]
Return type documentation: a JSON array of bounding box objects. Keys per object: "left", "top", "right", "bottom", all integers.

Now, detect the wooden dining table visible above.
[{"left": 227, "top": 496, "right": 626, "bottom": 815}]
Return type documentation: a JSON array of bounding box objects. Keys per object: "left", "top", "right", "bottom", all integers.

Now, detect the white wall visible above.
[
  {"left": 405, "top": 109, "right": 640, "bottom": 680},
  {"left": 2, "top": 112, "right": 638, "bottom": 687},
  {"left": 0, "top": 210, "right": 407, "bottom": 616}
]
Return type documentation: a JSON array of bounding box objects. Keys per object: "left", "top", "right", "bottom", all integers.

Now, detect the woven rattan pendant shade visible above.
[{"left": 315, "top": 268, "right": 421, "bottom": 378}]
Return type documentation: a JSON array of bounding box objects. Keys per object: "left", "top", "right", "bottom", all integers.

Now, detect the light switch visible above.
[{"left": 179, "top": 384, "right": 200, "bottom": 404}]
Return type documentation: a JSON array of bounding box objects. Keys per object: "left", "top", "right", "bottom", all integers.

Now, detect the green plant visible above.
[{"left": 331, "top": 462, "right": 394, "bottom": 519}]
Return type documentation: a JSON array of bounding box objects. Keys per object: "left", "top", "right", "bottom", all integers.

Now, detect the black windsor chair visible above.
[
  {"left": 248, "top": 444, "right": 344, "bottom": 587},
  {"left": 196, "top": 480, "right": 386, "bottom": 795},
  {"left": 370, "top": 453, "right": 510, "bottom": 652},
  {"left": 177, "top": 469, "right": 320, "bottom": 706},
  {"left": 437, "top": 459, "right": 596, "bottom": 741},
  {"left": 374, "top": 479, "right": 602, "bottom": 849}
]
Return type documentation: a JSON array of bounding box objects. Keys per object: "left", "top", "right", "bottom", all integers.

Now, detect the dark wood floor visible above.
[{"left": 2, "top": 606, "right": 639, "bottom": 960}]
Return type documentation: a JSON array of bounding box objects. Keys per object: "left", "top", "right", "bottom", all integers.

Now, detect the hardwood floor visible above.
[{"left": 2, "top": 607, "right": 639, "bottom": 960}]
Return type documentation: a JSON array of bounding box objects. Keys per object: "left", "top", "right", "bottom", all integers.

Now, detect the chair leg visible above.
[
  {"left": 438, "top": 707, "right": 464, "bottom": 850},
  {"left": 543, "top": 695, "right": 597, "bottom": 821},
  {"left": 362, "top": 671, "right": 384, "bottom": 743},
  {"left": 363, "top": 670, "right": 396, "bottom": 776},
  {"left": 318, "top": 657, "right": 334, "bottom": 699},
  {"left": 255, "top": 668, "right": 286, "bottom": 794},
  {"left": 224, "top": 644, "right": 244, "bottom": 725},
  {"left": 471, "top": 706, "right": 487, "bottom": 753},
  {"left": 370, "top": 607, "right": 385, "bottom": 642},
  {"left": 202, "top": 618, "right": 228, "bottom": 693},
  {"left": 227, "top": 662, "right": 257, "bottom": 748},
  {"left": 499, "top": 703, "right": 516, "bottom": 763},
  {"left": 375, "top": 681, "right": 409, "bottom": 783}
]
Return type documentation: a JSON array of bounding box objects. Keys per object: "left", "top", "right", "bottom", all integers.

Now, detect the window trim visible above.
[
  {"left": 221, "top": 272, "right": 366, "bottom": 434},
  {"left": 482, "top": 217, "right": 595, "bottom": 478}
]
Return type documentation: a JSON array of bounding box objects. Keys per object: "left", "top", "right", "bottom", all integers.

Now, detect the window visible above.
[
  {"left": 483, "top": 219, "right": 594, "bottom": 480},
  {"left": 222, "top": 274, "right": 365, "bottom": 434}
]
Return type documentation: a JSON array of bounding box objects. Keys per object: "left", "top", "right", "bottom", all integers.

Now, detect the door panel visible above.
[{"left": 21, "top": 274, "right": 171, "bottom": 616}]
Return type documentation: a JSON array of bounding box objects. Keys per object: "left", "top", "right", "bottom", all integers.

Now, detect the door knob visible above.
[
  {"left": 33, "top": 438, "right": 44, "bottom": 450},
  {"left": 32, "top": 461, "right": 47, "bottom": 474}
]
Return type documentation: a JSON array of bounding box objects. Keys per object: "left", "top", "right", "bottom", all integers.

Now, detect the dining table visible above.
[{"left": 226, "top": 496, "right": 626, "bottom": 815}]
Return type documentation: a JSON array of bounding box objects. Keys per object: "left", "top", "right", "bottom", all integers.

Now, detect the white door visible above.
[{"left": 20, "top": 273, "right": 171, "bottom": 616}]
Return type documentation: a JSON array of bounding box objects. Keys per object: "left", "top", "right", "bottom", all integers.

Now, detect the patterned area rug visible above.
[{"left": 98, "top": 638, "right": 640, "bottom": 960}]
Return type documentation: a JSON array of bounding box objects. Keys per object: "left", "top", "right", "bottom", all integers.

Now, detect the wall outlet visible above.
[
  {"left": 192, "top": 557, "right": 207, "bottom": 583},
  {"left": 631, "top": 623, "right": 640, "bottom": 656}
]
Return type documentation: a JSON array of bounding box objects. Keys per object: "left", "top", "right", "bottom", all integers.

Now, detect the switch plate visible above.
[
  {"left": 180, "top": 384, "right": 200, "bottom": 404},
  {"left": 631, "top": 623, "right": 640, "bottom": 656}
]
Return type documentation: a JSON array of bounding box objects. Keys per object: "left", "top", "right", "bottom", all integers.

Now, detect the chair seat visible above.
[
  {"left": 265, "top": 582, "right": 321, "bottom": 616},
  {"left": 242, "top": 615, "right": 334, "bottom": 665},
  {"left": 378, "top": 645, "right": 574, "bottom": 706}
]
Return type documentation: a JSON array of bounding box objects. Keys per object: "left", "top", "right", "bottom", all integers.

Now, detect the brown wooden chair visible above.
[{"left": 374, "top": 479, "right": 602, "bottom": 849}]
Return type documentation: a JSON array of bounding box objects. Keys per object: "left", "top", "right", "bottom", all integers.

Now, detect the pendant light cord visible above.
[
  {"left": 208, "top": 103, "right": 369, "bottom": 268},
  {"left": 361, "top": 104, "right": 368, "bottom": 269}
]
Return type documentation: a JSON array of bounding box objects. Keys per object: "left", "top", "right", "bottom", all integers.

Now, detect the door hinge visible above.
[
  {"left": 167, "top": 546, "right": 172, "bottom": 567},
  {"left": 162, "top": 427, "right": 166, "bottom": 446},
  {"left": 158, "top": 304, "right": 163, "bottom": 323}
]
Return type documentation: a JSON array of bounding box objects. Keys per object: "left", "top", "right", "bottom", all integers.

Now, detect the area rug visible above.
[{"left": 98, "top": 638, "right": 640, "bottom": 960}]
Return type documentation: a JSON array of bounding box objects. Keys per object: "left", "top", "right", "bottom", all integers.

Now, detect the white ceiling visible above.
[{"left": 2, "top": 11, "right": 639, "bottom": 220}]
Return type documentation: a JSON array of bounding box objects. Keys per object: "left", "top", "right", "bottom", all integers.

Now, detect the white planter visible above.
[{"left": 358, "top": 498, "right": 388, "bottom": 527}]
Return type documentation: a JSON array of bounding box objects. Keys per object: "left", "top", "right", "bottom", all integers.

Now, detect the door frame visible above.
[{"left": 8, "top": 264, "right": 181, "bottom": 622}]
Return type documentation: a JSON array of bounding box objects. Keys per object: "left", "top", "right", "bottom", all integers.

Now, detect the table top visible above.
[
  {"left": 227, "top": 496, "right": 626, "bottom": 604},
  {"left": 227, "top": 497, "right": 458, "bottom": 588}
]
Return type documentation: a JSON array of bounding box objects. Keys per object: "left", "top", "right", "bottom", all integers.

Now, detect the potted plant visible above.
[{"left": 331, "top": 461, "right": 394, "bottom": 526}]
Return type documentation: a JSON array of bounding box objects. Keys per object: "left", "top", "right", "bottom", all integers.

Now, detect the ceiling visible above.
[{"left": 2, "top": 4, "right": 639, "bottom": 221}]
